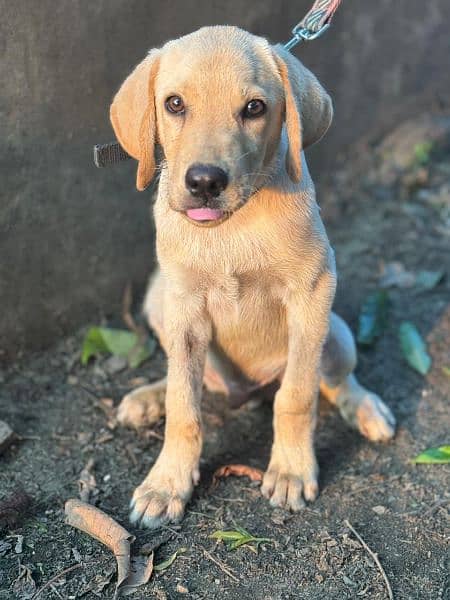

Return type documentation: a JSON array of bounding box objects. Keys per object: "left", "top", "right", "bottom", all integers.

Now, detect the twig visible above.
[
  {"left": 161, "top": 524, "right": 183, "bottom": 537},
  {"left": 122, "top": 282, "right": 140, "bottom": 335},
  {"left": 347, "top": 475, "right": 403, "bottom": 497},
  {"left": 401, "top": 497, "right": 450, "bottom": 517},
  {"left": 202, "top": 548, "right": 239, "bottom": 583},
  {"left": 420, "top": 498, "right": 450, "bottom": 518},
  {"left": 31, "top": 563, "right": 83, "bottom": 599},
  {"left": 78, "top": 384, "right": 100, "bottom": 401},
  {"left": 125, "top": 443, "right": 138, "bottom": 467},
  {"left": 211, "top": 495, "right": 245, "bottom": 503},
  {"left": 187, "top": 510, "right": 215, "bottom": 520},
  {"left": 15, "top": 434, "right": 41, "bottom": 441},
  {"left": 344, "top": 520, "right": 393, "bottom": 600},
  {"left": 50, "top": 583, "right": 64, "bottom": 599},
  {"left": 122, "top": 283, "right": 148, "bottom": 343}
]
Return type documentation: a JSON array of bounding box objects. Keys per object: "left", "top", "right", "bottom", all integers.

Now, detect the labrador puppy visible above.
[{"left": 111, "top": 26, "right": 395, "bottom": 529}]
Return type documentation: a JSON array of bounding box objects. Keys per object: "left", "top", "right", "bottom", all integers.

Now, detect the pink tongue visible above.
[{"left": 186, "top": 207, "right": 224, "bottom": 221}]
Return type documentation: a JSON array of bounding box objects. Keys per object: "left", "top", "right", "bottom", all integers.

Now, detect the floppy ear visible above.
[
  {"left": 110, "top": 49, "right": 160, "bottom": 191},
  {"left": 273, "top": 44, "right": 333, "bottom": 182}
]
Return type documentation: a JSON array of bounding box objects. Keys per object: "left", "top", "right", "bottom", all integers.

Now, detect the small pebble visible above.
[{"left": 372, "top": 505, "right": 387, "bottom": 515}]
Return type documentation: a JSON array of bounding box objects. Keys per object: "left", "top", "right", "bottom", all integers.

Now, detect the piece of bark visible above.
[
  {"left": 78, "top": 458, "right": 97, "bottom": 503},
  {"left": 65, "top": 499, "right": 153, "bottom": 598}
]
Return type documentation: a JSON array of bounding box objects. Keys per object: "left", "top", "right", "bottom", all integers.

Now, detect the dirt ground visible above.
[{"left": 1, "top": 116, "right": 449, "bottom": 599}]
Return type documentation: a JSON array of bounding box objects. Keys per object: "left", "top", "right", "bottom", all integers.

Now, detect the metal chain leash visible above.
[{"left": 284, "top": 0, "right": 342, "bottom": 50}]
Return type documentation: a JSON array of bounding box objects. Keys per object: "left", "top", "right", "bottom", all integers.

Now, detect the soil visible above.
[{"left": 1, "top": 119, "right": 449, "bottom": 599}]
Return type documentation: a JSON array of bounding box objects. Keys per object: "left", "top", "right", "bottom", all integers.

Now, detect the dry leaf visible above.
[
  {"left": 79, "top": 565, "right": 116, "bottom": 597},
  {"left": 12, "top": 563, "right": 36, "bottom": 599},
  {"left": 65, "top": 499, "right": 153, "bottom": 598},
  {"left": 78, "top": 458, "right": 97, "bottom": 503},
  {"left": 212, "top": 464, "right": 263, "bottom": 487},
  {"left": 120, "top": 553, "right": 154, "bottom": 597}
]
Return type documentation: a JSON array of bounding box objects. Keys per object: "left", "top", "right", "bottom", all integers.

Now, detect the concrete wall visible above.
[{"left": 1, "top": 0, "right": 449, "bottom": 357}]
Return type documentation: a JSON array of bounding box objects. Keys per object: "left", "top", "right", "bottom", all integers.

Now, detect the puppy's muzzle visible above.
[
  {"left": 183, "top": 163, "right": 229, "bottom": 224},
  {"left": 185, "top": 163, "right": 228, "bottom": 199}
]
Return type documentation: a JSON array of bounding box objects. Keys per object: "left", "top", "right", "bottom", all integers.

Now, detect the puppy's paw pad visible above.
[
  {"left": 356, "top": 394, "right": 396, "bottom": 442},
  {"left": 129, "top": 461, "right": 198, "bottom": 529},
  {"left": 130, "top": 485, "right": 186, "bottom": 529},
  {"left": 117, "top": 383, "right": 166, "bottom": 428},
  {"left": 261, "top": 468, "right": 318, "bottom": 511}
]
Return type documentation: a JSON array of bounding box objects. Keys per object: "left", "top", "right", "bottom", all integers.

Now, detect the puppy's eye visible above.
[
  {"left": 165, "top": 95, "right": 185, "bottom": 114},
  {"left": 242, "top": 99, "right": 266, "bottom": 119}
]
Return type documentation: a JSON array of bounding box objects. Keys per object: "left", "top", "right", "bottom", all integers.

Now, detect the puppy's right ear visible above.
[{"left": 110, "top": 49, "right": 160, "bottom": 191}]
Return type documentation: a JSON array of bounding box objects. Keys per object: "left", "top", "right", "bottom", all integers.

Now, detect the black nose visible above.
[{"left": 185, "top": 164, "right": 229, "bottom": 198}]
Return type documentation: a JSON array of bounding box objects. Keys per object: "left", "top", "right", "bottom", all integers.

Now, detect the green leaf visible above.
[
  {"left": 210, "top": 530, "right": 244, "bottom": 542},
  {"left": 210, "top": 528, "right": 273, "bottom": 552},
  {"left": 442, "top": 366, "right": 450, "bottom": 378},
  {"left": 154, "top": 547, "right": 187, "bottom": 572},
  {"left": 81, "top": 327, "right": 155, "bottom": 368},
  {"left": 415, "top": 270, "right": 444, "bottom": 291},
  {"left": 357, "top": 290, "right": 389, "bottom": 346},
  {"left": 127, "top": 338, "right": 156, "bottom": 368},
  {"left": 412, "top": 445, "right": 450, "bottom": 464},
  {"left": 413, "top": 141, "right": 433, "bottom": 166},
  {"left": 399, "top": 322, "right": 431, "bottom": 375}
]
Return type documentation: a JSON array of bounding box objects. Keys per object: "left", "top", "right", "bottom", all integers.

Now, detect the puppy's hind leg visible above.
[
  {"left": 118, "top": 270, "right": 167, "bottom": 429},
  {"left": 320, "top": 313, "right": 396, "bottom": 442}
]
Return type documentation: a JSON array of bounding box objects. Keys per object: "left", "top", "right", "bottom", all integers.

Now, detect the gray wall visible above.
[{"left": 1, "top": 0, "right": 449, "bottom": 357}]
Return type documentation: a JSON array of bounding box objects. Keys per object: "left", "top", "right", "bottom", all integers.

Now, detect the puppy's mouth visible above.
[{"left": 183, "top": 207, "right": 230, "bottom": 227}]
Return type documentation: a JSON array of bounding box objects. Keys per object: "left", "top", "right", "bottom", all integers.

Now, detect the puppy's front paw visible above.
[
  {"left": 130, "top": 458, "right": 199, "bottom": 529},
  {"left": 261, "top": 453, "right": 318, "bottom": 511},
  {"left": 117, "top": 381, "right": 166, "bottom": 429}
]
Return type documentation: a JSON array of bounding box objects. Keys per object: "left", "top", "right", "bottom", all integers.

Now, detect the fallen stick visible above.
[
  {"left": 344, "top": 519, "right": 394, "bottom": 600},
  {"left": 202, "top": 547, "right": 239, "bottom": 583},
  {"left": 31, "top": 564, "right": 83, "bottom": 599}
]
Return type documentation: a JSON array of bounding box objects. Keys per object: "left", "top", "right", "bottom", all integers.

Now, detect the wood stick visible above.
[
  {"left": 344, "top": 519, "right": 393, "bottom": 600},
  {"left": 31, "top": 564, "right": 83, "bottom": 599},
  {"left": 202, "top": 548, "right": 239, "bottom": 583}
]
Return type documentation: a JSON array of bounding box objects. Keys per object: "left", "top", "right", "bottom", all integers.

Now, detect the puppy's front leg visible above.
[
  {"left": 262, "top": 270, "right": 336, "bottom": 511},
  {"left": 130, "top": 285, "right": 210, "bottom": 528}
]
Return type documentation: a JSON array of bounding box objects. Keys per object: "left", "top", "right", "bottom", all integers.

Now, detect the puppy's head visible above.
[{"left": 110, "top": 26, "right": 332, "bottom": 226}]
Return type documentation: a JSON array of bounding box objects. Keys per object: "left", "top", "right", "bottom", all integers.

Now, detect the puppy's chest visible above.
[{"left": 206, "top": 271, "right": 284, "bottom": 328}]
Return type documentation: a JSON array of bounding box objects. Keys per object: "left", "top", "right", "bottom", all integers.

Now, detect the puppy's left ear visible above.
[
  {"left": 110, "top": 49, "right": 161, "bottom": 191},
  {"left": 272, "top": 44, "right": 333, "bottom": 182}
]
